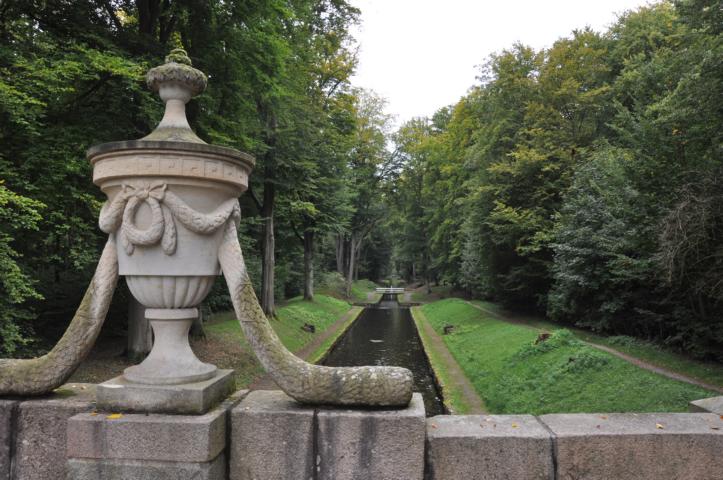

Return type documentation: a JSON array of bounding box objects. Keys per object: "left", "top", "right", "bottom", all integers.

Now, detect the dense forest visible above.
[
  {"left": 388, "top": 0, "right": 722, "bottom": 359},
  {"left": 1, "top": 0, "right": 721, "bottom": 361}
]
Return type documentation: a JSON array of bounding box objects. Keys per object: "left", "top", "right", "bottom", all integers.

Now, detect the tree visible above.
[
  {"left": 0, "top": 184, "right": 44, "bottom": 354},
  {"left": 341, "top": 89, "right": 394, "bottom": 296}
]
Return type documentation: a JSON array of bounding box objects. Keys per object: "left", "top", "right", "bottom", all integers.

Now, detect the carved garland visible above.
[{"left": 98, "top": 181, "right": 240, "bottom": 255}]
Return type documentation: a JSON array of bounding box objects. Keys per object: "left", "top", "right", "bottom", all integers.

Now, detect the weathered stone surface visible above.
[
  {"left": 95, "top": 369, "right": 234, "bottom": 414},
  {"left": 0, "top": 400, "right": 18, "bottom": 480},
  {"left": 14, "top": 384, "right": 95, "bottom": 480},
  {"left": 425, "top": 414, "right": 552, "bottom": 480},
  {"left": 230, "top": 390, "right": 314, "bottom": 480},
  {"left": 67, "top": 389, "right": 245, "bottom": 480},
  {"left": 316, "top": 393, "right": 426, "bottom": 480},
  {"left": 67, "top": 406, "right": 226, "bottom": 462},
  {"left": 690, "top": 395, "right": 723, "bottom": 414},
  {"left": 540, "top": 413, "right": 723, "bottom": 480},
  {"left": 66, "top": 454, "right": 225, "bottom": 480}
]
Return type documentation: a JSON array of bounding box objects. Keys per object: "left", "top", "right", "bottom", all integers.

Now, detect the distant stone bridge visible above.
[{"left": 375, "top": 287, "right": 405, "bottom": 294}]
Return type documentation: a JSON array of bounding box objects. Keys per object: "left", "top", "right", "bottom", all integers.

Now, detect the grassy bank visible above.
[
  {"left": 421, "top": 299, "right": 716, "bottom": 414},
  {"left": 349, "top": 279, "right": 380, "bottom": 303},
  {"left": 204, "top": 294, "right": 353, "bottom": 388},
  {"left": 469, "top": 300, "right": 723, "bottom": 388},
  {"left": 410, "top": 284, "right": 455, "bottom": 303}
]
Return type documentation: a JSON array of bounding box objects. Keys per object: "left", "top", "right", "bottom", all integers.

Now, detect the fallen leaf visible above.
[
  {"left": 431, "top": 423, "right": 437, "bottom": 429},
  {"left": 599, "top": 415, "right": 608, "bottom": 420},
  {"left": 511, "top": 423, "right": 518, "bottom": 428},
  {"left": 90, "top": 412, "right": 98, "bottom": 416},
  {"left": 106, "top": 413, "right": 123, "bottom": 420},
  {"left": 655, "top": 423, "right": 664, "bottom": 430}
]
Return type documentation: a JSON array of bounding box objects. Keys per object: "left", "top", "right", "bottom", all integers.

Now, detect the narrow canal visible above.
[{"left": 322, "top": 294, "right": 445, "bottom": 416}]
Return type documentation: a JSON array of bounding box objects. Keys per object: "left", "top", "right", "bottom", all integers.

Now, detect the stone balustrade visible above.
[{"left": 1, "top": 388, "right": 722, "bottom": 480}]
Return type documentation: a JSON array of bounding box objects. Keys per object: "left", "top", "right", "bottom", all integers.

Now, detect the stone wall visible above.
[
  {"left": 1, "top": 388, "right": 722, "bottom": 479},
  {"left": 1, "top": 384, "right": 95, "bottom": 480}
]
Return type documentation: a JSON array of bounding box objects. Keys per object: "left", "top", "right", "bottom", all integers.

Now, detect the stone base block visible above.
[
  {"left": 540, "top": 413, "right": 723, "bottom": 480},
  {"left": 68, "top": 404, "right": 228, "bottom": 462},
  {"left": 67, "top": 454, "right": 226, "bottom": 480},
  {"left": 10, "top": 384, "right": 96, "bottom": 480},
  {"left": 0, "top": 400, "right": 17, "bottom": 480},
  {"left": 316, "top": 393, "right": 426, "bottom": 480},
  {"left": 689, "top": 395, "right": 723, "bottom": 414},
  {"left": 230, "top": 390, "right": 315, "bottom": 480},
  {"left": 425, "top": 414, "right": 553, "bottom": 480},
  {"left": 67, "top": 389, "right": 246, "bottom": 480},
  {"left": 96, "top": 369, "right": 234, "bottom": 414}
]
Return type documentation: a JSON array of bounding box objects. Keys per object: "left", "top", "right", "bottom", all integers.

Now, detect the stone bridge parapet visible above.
[{"left": 1, "top": 388, "right": 722, "bottom": 479}]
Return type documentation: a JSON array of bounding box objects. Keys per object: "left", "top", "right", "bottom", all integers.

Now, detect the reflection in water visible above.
[{"left": 323, "top": 294, "right": 445, "bottom": 416}]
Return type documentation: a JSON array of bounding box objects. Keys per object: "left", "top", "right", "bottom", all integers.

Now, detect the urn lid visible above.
[{"left": 87, "top": 48, "right": 254, "bottom": 184}]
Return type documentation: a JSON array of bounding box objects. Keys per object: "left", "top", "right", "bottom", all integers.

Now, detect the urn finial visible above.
[{"left": 142, "top": 48, "right": 207, "bottom": 143}]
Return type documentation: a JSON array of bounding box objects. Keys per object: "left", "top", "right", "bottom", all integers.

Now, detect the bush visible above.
[
  {"left": 514, "top": 329, "right": 579, "bottom": 359},
  {"left": 559, "top": 349, "right": 611, "bottom": 373}
]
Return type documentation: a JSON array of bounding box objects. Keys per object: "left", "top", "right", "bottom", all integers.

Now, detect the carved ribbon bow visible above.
[{"left": 120, "top": 182, "right": 174, "bottom": 255}]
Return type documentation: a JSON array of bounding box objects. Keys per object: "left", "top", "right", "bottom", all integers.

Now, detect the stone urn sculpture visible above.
[
  {"left": 88, "top": 49, "right": 253, "bottom": 412},
  {"left": 1, "top": 49, "right": 413, "bottom": 412}
]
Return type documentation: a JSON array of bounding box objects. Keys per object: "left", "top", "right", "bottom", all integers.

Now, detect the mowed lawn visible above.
[
  {"left": 202, "top": 294, "right": 351, "bottom": 388},
  {"left": 421, "top": 299, "right": 717, "bottom": 414}
]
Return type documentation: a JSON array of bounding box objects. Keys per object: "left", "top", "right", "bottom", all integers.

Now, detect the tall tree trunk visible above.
[
  {"left": 354, "top": 240, "right": 362, "bottom": 281},
  {"left": 335, "top": 234, "right": 345, "bottom": 276},
  {"left": 303, "top": 230, "right": 314, "bottom": 301},
  {"left": 136, "top": 0, "right": 161, "bottom": 37},
  {"left": 345, "top": 234, "right": 357, "bottom": 298},
  {"left": 127, "top": 296, "right": 152, "bottom": 362},
  {"left": 424, "top": 252, "right": 432, "bottom": 294},
  {"left": 261, "top": 181, "right": 275, "bottom": 316},
  {"left": 190, "top": 306, "right": 206, "bottom": 339}
]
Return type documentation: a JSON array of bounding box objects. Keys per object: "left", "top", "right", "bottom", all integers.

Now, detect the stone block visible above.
[
  {"left": 425, "top": 414, "right": 552, "bottom": 480},
  {"left": 96, "top": 369, "right": 234, "bottom": 415},
  {"left": 66, "top": 453, "right": 225, "bottom": 480},
  {"left": 14, "top": 383, "right": 96, "bottom": 480},
  {"left": 540, "top": 413, "right": 723, "bottom": 480},
  {"left": 230, "top": 390, "right": 314, "bottom": 480},
  {"left": 0, "top": 400, "right": 18, "bottom": 480},
  {"left": 67, "top": 406, "right": 227, "bottom": 462},
  {"left": 689, "top": 395, "right": 723, "bottom": 415},
  {"left": 316, "top": 393, "right": 426, "bottom": 480}
]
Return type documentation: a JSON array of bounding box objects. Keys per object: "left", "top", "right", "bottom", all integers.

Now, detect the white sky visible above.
[{"left": 350, "top": 0, "right": 652, "bottom": 125}]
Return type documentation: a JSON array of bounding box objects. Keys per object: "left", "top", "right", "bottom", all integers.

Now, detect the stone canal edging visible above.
[
  {"left": 1, "top": 388, "right": 723, "bottom": 479},
  {"left": 411, "top": 306, "right": 486, "bottom": 414}
]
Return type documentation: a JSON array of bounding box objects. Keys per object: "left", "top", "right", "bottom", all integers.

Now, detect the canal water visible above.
[{"left": 322, "top": 294, "right": 445, "bottom": 416}]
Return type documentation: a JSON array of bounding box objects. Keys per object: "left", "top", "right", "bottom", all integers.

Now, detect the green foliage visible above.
[
  {"left": 0, "top": 184, "right": 45, "bottom": 354},
  {"left": 548, "top": 145, "right": 657, "bottom": 334}
]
